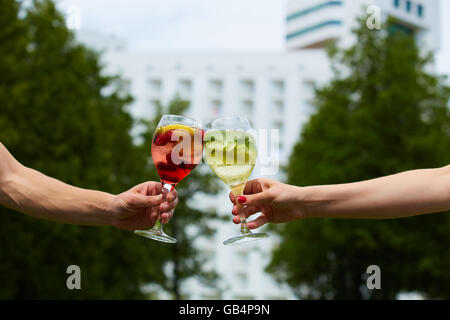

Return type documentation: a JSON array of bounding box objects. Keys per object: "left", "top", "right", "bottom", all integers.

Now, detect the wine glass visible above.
[
  {"left": 134, "top": 115, "right": 203, "bottom": 243},
  {"left": 204, "top": 115, "right": 269, "bottom": 246}
]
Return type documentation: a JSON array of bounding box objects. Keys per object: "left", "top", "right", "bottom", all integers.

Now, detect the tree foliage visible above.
[
  {"left": 0, "top": 0, "right": 219, "bottom": 299},
  {"left": 267, "top": 16, "right": 450, "bottom": 299}
]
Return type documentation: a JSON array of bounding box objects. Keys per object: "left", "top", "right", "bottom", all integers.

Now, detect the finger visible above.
[
  {"left": 166, "top": 189, "right": 178, "bottom": 202},
  {"left": 161, "top": 209, "right": 174, "bottom": 224},
  {"left": 159, "top": 202, "right": 172, "bottom": 213},
  {"left": 133, "top": 181, "right": 151, "bottom": 193},
  {"left": 229, "top": 192, "right": 236, "bottom": 204},
  {"left": 233, "top": 214, "right": 268, "bottom": 229},
  {"left": 128, "top": 194, "right": 163, "bottom": 208},
  {"left": 154, "top": 183, "right": 163, "bottom": 194},
  {"left": 147, "top": 181, "right": 162, "bottom": 196},
  {"left": 150, "top": 206, "right": 159, "bottom": 226},
  {"left": 236, "top": 192, "right": 268, "bottom": 207},
  {"left": 243, "top": 178, "right": 264, "bottom": 195},
  {"left": 232, "top": 204, "right": 260, "bottom": 217},
  {"left": 159, "top": 196, "right": 178, "bottom": 212},
  {"left": 246, "top": 215, "right": 269, "bottom": 229}
]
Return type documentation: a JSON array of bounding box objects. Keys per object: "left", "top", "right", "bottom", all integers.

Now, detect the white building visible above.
[
  {"left": 102, "top": 51, "right": 331, "bottom": 166},
  {"left": 76, "top": 0, "right": 440, "bottom": 300},
  {"left": 286, "top": 0, "right": 440, "bottom": 51}
]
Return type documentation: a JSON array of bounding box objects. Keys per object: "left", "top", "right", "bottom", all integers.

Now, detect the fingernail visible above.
[
  {"left": 237, "top": 196, "right": 247, "bottom": 204},
  {"left": 157, "top": 194, "right": 163, "bottom": 202}
]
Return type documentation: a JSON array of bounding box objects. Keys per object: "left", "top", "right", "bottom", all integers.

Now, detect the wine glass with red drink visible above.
[{"left": 134, "top": 115, "right": 203, "bottom": 243}]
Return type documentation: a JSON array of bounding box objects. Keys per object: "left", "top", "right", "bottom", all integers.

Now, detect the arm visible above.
[
  {"left": 0, "top": 142, "right": 177, "bottom": 230},
  {"left": 301, "top": 166, "right": 450, "bottom": 219},
  {"left": 230, "top": 166, "right": 450, "bottom": 228}
]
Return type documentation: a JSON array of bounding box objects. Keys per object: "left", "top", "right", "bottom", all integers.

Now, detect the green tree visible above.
[
  {"left": 267, "top": 16, "right": 450, "bottom": 299},
  {"left": 0, "top": 0, "right": 222, "bottom": 300},
  {"left": 140, "top": 98, "right": 223, "bottom": 299},
  {"left": 0, "top": 0, "right": 165, "bottom": 299}
]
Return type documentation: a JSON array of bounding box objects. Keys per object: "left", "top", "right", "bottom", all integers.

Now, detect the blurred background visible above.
[{"left": 1, "top": 0, "right": 450, "bottom": 299}]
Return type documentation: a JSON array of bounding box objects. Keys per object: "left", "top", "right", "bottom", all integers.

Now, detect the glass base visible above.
[
  {"left": 134, "top": 229, "right": 177, "bottom": 244},
  {"left": 223, "top": 232, "right": 269, "bottom": 246}
]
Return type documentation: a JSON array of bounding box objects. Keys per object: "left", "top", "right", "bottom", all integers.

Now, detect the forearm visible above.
[
  {"left": 0, "top": 165, "right": 114, "bottom": 226},
  {"left": 301, "top": 166, "right": 450, "bottom": 219}
]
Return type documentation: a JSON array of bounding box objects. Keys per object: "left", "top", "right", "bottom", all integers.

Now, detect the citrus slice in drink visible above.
[{"left": 160, "top": 124, "right": 195, "bottom": 135}]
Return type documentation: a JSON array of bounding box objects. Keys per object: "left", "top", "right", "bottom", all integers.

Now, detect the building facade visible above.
[
  {"left": 102, "top": 51, "right": 331, "bottom": 166},
  {"left": 286, "top": 0, "right": 440, "bottom": 52}
]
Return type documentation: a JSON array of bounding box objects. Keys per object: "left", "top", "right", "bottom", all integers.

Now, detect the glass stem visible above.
[
  {"left": 152, "top": 219, "right": 163, "bottom": 232},
  {"left": 238, "top": 204, "right": 251, "bottom": 234},
  {"left": 153, "top": 181, "right": 175, "bottom": 229},
  {"left": 231, "top": 183, "right": 251, "bottom": 235}
]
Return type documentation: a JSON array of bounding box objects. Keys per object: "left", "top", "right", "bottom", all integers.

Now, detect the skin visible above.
[
  {"left": 230, "top": 166, "right": 450, "bottom": 229},
  {"left": 0, "top": 142, "right": 178, "bottom": 230}
]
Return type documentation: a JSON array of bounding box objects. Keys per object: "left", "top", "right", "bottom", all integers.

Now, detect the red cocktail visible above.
[
  {"left": 134, "top": 115, "right": 203, "bottom": 243},
  {"left": 151, "top": 124, "right": 203, "bottom": 185}
]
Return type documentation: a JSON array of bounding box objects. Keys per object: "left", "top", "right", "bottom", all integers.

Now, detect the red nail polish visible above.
[{"left": 237, "top": 196, "right": 247, "bottom": 204}]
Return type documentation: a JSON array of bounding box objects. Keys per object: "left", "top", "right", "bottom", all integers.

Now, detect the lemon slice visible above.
[{"left": 160, "top": 124, "right": 195, "bottom": 135}]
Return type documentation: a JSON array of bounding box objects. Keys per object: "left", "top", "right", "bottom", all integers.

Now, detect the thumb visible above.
[
  {"left": 128, "top": 194, "right": 163, "bottom": 209},
  {"left": 236, "top": 192, "right": 268, "bottom": 207}
]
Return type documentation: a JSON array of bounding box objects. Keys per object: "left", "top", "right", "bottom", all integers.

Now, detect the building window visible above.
[
  {"left": 240, "top": 79, "right": 254, "bottom": 96},
  {"left": 286, "top": 20, "right": 342, "bottom": 40},
  {"left": 150, "top": 99, "right": 161, "bottom": 109},
  {"left": 286, "top": 1, "right": 343, "bottom": 22},
  {"left": 271, "top": 80, "right": 285, "bottom": 96},
  {"left": 417, "top": 4, "right": 423, "bottom": 17},
  {"left": 393, "top": 0, "right": 400, "bottom": 8},
  {"left": 236, "top": 272, "right": 248, "bottom": 287},
  {"left": 406, "top": 0, "right": 411, "bottom": 12},
  {"left": 273, "top": 100, "right": 284, "bottom": 113},
  {"left": 242, "top": 99, "right": 254, "bottom": 115},
  {"left": 236, "top": 250, "right": 249, "bottom": 265},
  {"left": 273, "top": 120, "right": 284, "bottom": 135},
  {"left": 389, "top": 22, "right": 414, "bottom": 35},
  {"left": 210, "top": 99, "right": 222, "bottom": 116},
  {"left": 209, "top": 79, "right": 223, "bottom": 96},
  {"left": 176, "top": 79, "right": 192, "bottom": 97},
  {"left": 149, "top": 79, "right": 162, "bottom": 95}
]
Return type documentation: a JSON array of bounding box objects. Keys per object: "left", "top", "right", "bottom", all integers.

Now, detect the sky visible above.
[{"left": 57, "top": 0, "right": 450, "bottom": 76}]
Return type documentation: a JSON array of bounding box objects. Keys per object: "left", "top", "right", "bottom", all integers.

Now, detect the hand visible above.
[
  {"left": 109, "top": 181, "right": 178, "bottom": 230},
  {"left": 230, "top": 178, "right": 305, "bottom": 229}
]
